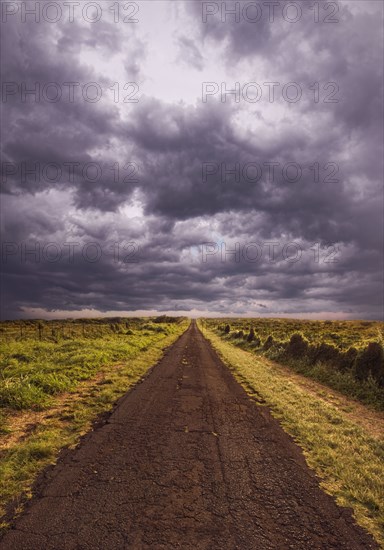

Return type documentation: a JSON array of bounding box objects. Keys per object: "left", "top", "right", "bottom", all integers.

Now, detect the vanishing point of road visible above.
[{"left": 0, "top": 322, "right": 378, "bottom": 549}]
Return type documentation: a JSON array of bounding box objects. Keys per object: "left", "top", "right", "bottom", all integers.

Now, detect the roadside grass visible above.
[
  {"left": 200, "top": 324, "right": 384, "bottom": 548},
  {"left": 206, "top": 318, "right": 384, "bottom": 410},
  {"left": 277, "top": 356, "right": 384, "bottom": 410},
  {"left": 207, "top": 317, "right": 384, "bottom": 350},
  {"left": 0, "top": 319, "right": 188, "bottom": 530}
]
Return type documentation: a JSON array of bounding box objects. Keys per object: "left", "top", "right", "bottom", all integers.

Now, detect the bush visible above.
[
  {"left": 337, "top": 347, "right": 358, "bottom": 372},
  {"left": 224, "top": 325, "right": 230, "bottom": 334},
  {"left": 310, "top": 342, "right": 340, "bottom": 366},
  {"left": 354, "top": 342, "right": 384, "bottom": 385},
  {"left": 263, "top": 335, "right": 274, "bottom": 350},
  {"left": 247, "top": 328, "right": 255, "bottom": 342},
  {"left": 286, "top": 333, "right": 308, "bottom": 358},
  {"left": 153, "top": 315, "right": 178, "bottom": 324}
]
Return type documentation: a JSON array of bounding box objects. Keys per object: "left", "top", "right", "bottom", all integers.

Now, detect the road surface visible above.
[{"left": 1, "top": 322, "right": 378, "bottom": 549}]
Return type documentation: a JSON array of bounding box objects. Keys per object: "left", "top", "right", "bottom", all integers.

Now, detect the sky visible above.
[{"left": 0, "top": 0, "right": 383, "bottom": 320}]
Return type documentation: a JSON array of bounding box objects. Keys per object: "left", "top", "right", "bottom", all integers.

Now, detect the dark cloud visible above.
[
  {"left": 0, "top": 0, "right": 382, "bottom": 319},
  {"left": 185, "top": 0, "right": 275, "bottom": 61}
]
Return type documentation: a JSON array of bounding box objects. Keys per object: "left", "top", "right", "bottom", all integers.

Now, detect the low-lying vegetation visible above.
[
  {"left": 0, "top": 317, "right": 188, "bottom": 529},
  {"left": 204, "top": 318, "right": 384, "bottom": 410},
  {"left": 200, "top": 322, "right": 384, "bottom": 547}
]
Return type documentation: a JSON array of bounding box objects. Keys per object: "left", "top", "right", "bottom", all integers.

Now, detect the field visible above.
[
  {"left": 1, "top": 316, "right": 383, "bottom": 546},
  {"left": 0, "top": 316, "right": 188, "bottom": 526},
  {"left": 202, "top": 318, "right": 384, "bottom": 410}
]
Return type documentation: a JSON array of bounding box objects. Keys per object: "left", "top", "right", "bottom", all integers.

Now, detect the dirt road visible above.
[{"left": 1, "top": 322, "right": 378, "bottom": 549}]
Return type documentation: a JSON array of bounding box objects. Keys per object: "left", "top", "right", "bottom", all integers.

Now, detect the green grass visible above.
[
  {"left": 207, "top": 317, "right": 383, "bottom": 350},
  {"left": 204, "top": 318, "right": 384, "bottom": 410},
  {"left": 200, "top": 323, "right": 384, "bottom": 548},
  {"left": 0, "top": 317, "right": 189, "bottom": 528},
  {"left": 280, "top": 357, "right": 384, "bottom": 410},
  {"left": 0, "top": 318, "right": 184, "bottom": 411}
]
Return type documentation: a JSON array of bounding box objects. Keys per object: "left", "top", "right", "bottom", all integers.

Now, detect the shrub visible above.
[
  {"left": 311, "top": 342, "right": 340, "bottom": 366},
  {"left": 252, "top": 337, "right": 261, "bottom": 347},
  {"left": 354, "top": 342, "right": 384, "bottom": 385},
  {"left": 153, "top": 315, "right": 178, "bottom": 323},
  {"left": 337, "top": 347, "right": 358, "bottom": 372},
  {"left": 224, "top": 324, "right": 230, "bottom": 334},
  {"left": 286, "top": 333, "right": 308, "bottom": 358},
  {"left": 247, "top": 328, "right": 255, "bottom": 342},
  {"left": 263, "top": 335, "right": 274, "bottom": 350}
]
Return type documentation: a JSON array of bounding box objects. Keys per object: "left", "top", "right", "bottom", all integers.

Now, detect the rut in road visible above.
[{"left": 1, "top": 321, "right": 379, "bottom": 550}]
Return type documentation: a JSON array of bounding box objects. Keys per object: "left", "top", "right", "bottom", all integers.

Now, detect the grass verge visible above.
[{"left": 200, "top": 323, "right": 384, "bottom": 548}]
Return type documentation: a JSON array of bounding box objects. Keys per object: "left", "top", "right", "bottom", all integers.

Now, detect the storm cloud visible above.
[{"left": 0, "top": 0, "right": 383, "bottom": 319}]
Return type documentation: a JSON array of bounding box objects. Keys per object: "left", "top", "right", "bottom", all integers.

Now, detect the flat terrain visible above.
[{"left": 0, "top": 322, "right": 379, "bottom": 549}]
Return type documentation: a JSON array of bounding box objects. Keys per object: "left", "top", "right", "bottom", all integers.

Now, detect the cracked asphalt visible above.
[{"left": 0, "top": 321, "right": 379, "bottom": 549}]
